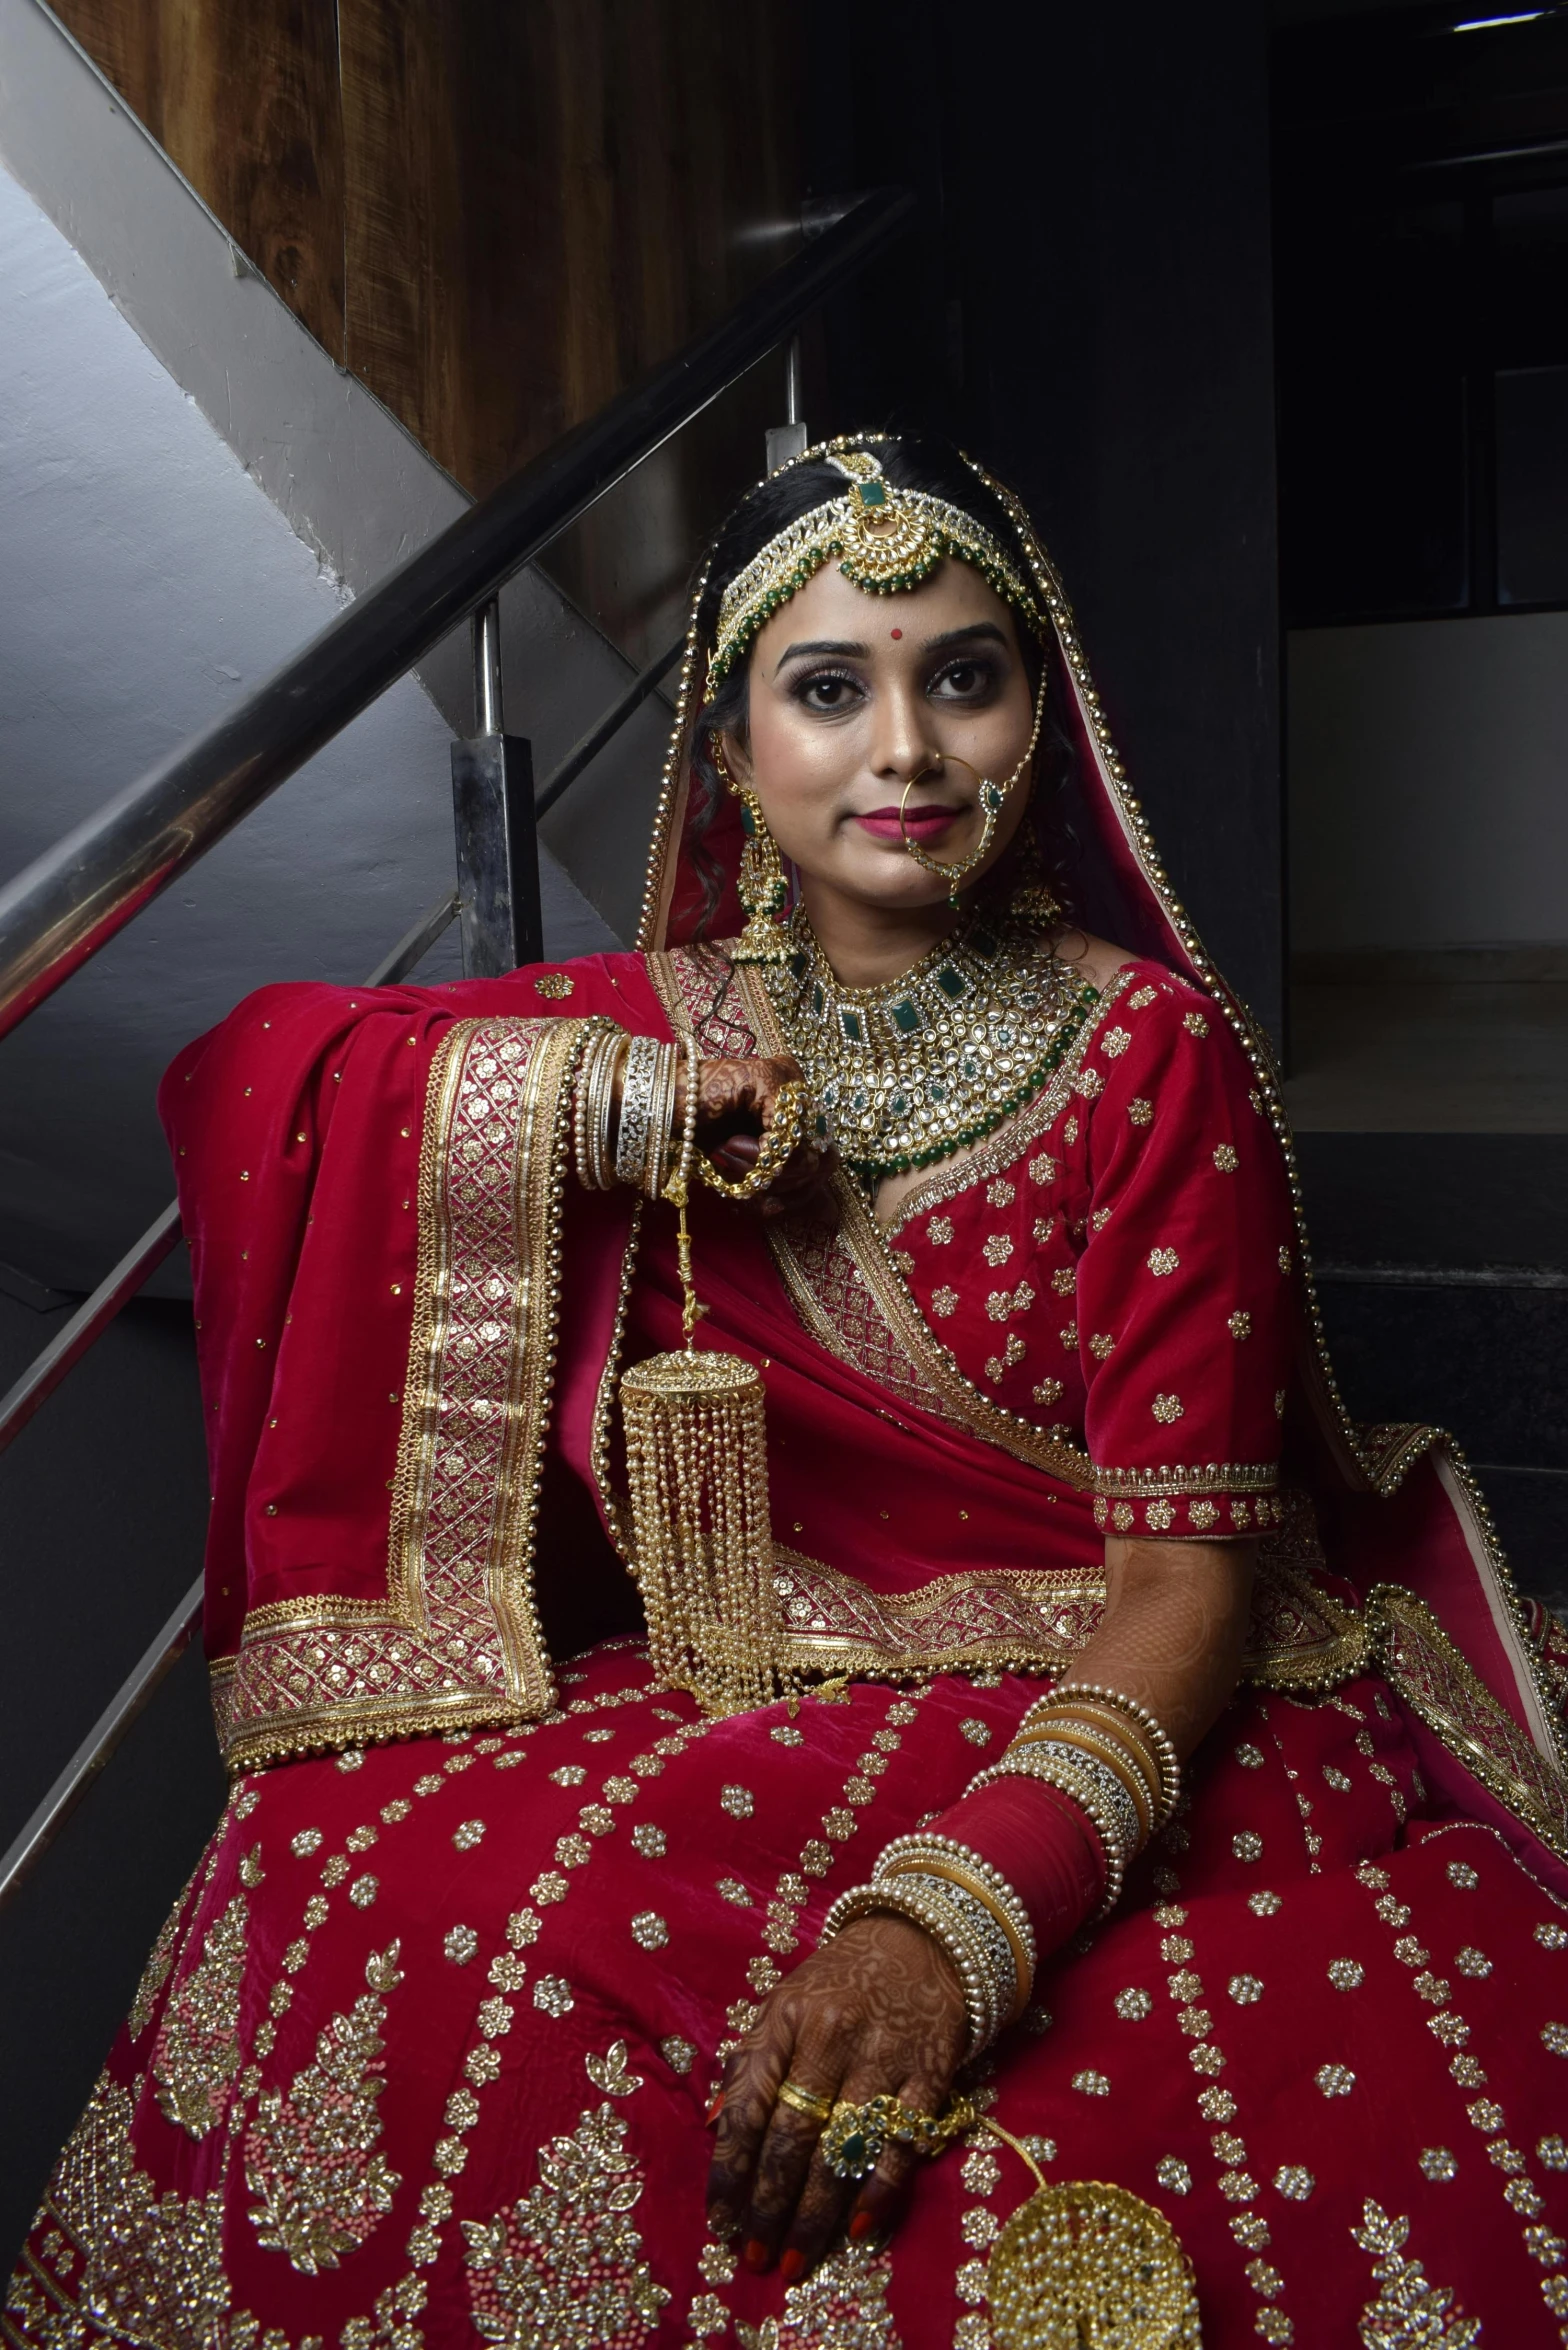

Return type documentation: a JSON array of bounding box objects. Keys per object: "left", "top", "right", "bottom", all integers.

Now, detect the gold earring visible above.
[
  {"left": 713, "top": 734, "right": 794, "bottom": 965},
  {"left": 1007, "top": 816, "right": 1063, "bottom": 931}
]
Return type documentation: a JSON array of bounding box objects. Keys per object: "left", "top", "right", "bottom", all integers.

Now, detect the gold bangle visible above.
[
  {"left": 1013, "top": 1718, "right": 1154, "bottom": 1844},
  {"left": 776, "top": 2077, "right": 834, "bottom": 2125},
  {"left": 597, "top": 1036, "right": 629, "bottom": 1191},
  {"left": 695, "top": 1079, "right": 810, "bottom": 1202},
  {"left": 878, "top": 1854, "right": 1033, "bottom": 2022},
  {"left": 587, "top": 1030, "right": 626, "bottom": 1192},
  {"left": 1030, "top": 1687, "right": 1180, "bottom": 1829},
  {"left": 572, "top": 1022, "right": 621, "bottom": 1193}
]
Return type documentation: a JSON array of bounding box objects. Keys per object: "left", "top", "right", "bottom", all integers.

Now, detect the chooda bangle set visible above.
[
  {"left": 820, "top": 1686, "right": 1181, "bottom": 2057},
  {"left": 970, "top": 1682, "right": 1182, "bottom": 1922},
  {"left": 820, "top": 1833, "right": 1038, "bottom": 2062},
  {"left": 573, "top": 1029, "right": 687, "bottom": 1201}
]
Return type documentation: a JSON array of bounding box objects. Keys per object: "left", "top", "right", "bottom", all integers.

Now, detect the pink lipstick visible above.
[{"left": 855, "top": 804, "right": 963, "bottom": 842}]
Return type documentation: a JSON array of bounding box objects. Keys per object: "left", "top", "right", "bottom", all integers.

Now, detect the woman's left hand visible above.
[
  {"left": 686, "top": 1052, "right": 836, "bottom": 1220},
  {"left": 705, "top": 1912, "right": 969, "bottom": 2280}
]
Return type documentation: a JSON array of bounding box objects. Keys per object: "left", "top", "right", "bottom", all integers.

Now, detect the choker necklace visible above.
[{"left": 761, "top": 912, "right": 1099, "bottom": 1183}]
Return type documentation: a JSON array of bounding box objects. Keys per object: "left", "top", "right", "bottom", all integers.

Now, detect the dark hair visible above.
[{"left": 684, "top": 433, "right": 1076, "bottom": 936}]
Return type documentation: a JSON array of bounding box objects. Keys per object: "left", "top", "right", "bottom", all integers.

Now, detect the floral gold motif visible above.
[
  {"left": 1352, "top": 2200, "right": 1480, "bottom": 2346},
  {"left": 462, "top": 2101, "right": 669, "bottom": 2348},
  {"left": 151, "top": 1891, "right": 248, "bottom": 2138},
  {"left": 244, "top": 1942, "right": 405, "bottom": 2273}
]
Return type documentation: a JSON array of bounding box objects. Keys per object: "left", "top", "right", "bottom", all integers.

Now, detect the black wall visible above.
[
  {"left": 808, "top": 0, "right": 1285, "bottom": 1039},
  {"left": 0, "top": 1281, "right": 224, "bottom": 2263}
]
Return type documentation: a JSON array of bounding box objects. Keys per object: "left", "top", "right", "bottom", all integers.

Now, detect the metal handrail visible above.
[
  {"left": 0, "top": 190, "right": 915, "bottom": 1907},
  {"left": 0, "top": 889, "right": 462, "bottom": 1464},
  {"left": 0, "top": 186, "right": 914, "bottom": 1043}
]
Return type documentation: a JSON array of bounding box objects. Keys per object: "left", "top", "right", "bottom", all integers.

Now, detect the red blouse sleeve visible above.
[{"left": 1074, "top": 971, "right": 1296, "bottom": 1539}]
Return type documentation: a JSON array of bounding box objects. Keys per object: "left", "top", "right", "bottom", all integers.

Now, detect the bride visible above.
[{"left": 9, "top": 433, "right": 1568, "bottom": 2348}]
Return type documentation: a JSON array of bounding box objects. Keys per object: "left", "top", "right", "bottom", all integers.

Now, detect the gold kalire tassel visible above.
[{"left": 619, "top": 1059, "right": 807, "bottom": 1718}]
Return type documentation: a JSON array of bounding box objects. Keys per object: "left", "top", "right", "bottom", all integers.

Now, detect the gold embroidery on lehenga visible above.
[
  {"left": 11, "top": 2073, "right": 234, "bottom": 2348},
  {"left": 461, "top": 2102, "right": 670, "bottom": 2348},
  {"left": 1146, "top": 1829, "right": 1307, "bottom": 2337},
  {"left": 1352, "top": 1853, "right": 1568, "bottom": 2302},
  {"left": 244, "top": 1943, "right": 405, "bottom": 2273},
  {"left": 1351, "top": 2201, "right": 1480, "bottom": 2347},
  {"left": 151, "top": 1892, "right": 249, "bottom": 2138},
  {"left": 735, "top": 2243, "right": 900, "bottom": 2350},
  {"left": 128, "top": 1867, "right": 203, "bottom": 2041},
  {"left": 337, "top": 2276, "right": 428, "bottom": 2350}
]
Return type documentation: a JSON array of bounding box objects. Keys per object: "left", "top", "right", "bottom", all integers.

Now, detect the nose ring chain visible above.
[{"left": 896, "top": 679, "right": 1046, "bottom": 907}]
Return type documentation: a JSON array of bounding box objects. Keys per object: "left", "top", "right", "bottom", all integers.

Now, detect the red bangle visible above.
[{"left": 931, "top": 1775, "right": 1107, "bottom": 1959}]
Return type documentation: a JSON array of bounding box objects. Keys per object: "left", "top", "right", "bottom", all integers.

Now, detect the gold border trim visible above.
[
  {"left": 768, "top": 1543, "right": 1372, "bottom": 1688},
  {"left": 1093, "top": 1462, "right": 1278, "bottom": 1499},
  {"left": 1368, "top": 1582, "right": 1568, "bottom": 1863},
  {"left": 219, "top": 1017, "right": 588, "bottom": 1770}
]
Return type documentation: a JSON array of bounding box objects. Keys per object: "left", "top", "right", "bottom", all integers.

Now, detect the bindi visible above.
[{"left": 890, "top": 628, "right": 903, "bottom": 639}]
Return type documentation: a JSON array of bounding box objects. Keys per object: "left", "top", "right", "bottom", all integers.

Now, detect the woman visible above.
[{"left": 10, "top": 434, "right": 1568, "bottom": 2348}]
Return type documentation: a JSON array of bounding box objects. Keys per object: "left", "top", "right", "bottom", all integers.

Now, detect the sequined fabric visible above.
[{"left": 10, "top": 1643, "right": 1567, "bottom": 2346}]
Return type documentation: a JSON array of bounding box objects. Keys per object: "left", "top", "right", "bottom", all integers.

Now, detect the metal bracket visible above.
[
  {"left": 765, "top": 333, "right": 808, "bottom": 474},
  {"left": 451, "top": 600, "right": 543, "bottom": 975}
]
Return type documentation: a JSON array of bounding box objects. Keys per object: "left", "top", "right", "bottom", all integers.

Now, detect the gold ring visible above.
[
  {"left": 821, "top": 2091, "right": 978, "bottom": 2181},
  {"left": 776, "top": 2078, "right": 834, "bottom": 2126}
]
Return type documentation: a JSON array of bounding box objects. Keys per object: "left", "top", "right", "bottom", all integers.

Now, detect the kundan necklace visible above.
[{"left": 762, "top": 909, "right": 1099, "bottom": 1183}]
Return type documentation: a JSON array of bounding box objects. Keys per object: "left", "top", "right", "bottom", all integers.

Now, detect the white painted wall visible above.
[
  {"left": 1288, "top": 613, "right": 1568, "bottom": 953},
  {"left": 0, "top": 0, "right": 681, "bottom": 955},
  {"left": 0, "top": 158, "right": 618, "bottom": 1288}
]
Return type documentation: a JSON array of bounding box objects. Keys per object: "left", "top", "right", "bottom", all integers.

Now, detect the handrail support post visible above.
[
  {"left": 765, "top": 331, "right": 808, "bottom": 475},
  {"left": 452, "top": 606, "right": 542, "bottom": 977},
  {"left": 473, "top": 598, "right": 504, "bottom": 736}
]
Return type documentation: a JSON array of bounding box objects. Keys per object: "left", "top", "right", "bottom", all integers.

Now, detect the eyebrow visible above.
[
  {"left": 925, "top": 622, "right": 1009, "bottom": 652},
  {"left": 772, "top": 637, "right": 870, "bottom": 671},
  {"left": 771, "top": 620, "right": 1009, "bottom": 674}
]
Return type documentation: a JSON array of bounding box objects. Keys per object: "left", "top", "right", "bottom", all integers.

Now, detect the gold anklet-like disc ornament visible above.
[{"left": 988, "top": 2176, "right": 1202, "bottom": 2349}]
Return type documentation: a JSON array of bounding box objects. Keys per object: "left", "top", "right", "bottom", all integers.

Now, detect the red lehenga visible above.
[{"left": 11, "top": 500, "right": 1568, "bottom": 2350}]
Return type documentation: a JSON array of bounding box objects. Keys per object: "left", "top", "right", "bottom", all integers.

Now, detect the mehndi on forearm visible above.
[{"left": 827, "top": 1539, "right": 1256, "bottom": 2052}]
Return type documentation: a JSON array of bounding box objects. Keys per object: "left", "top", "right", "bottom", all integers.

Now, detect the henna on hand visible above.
[
  {"left": 705, "top": 1911, "right": 967, "bottom": 2279},
  {"left": 678, "top": 1053, "right": 837, "bottom": 1219},
  {"left": 1084, "top": 1536, "right": 1258, "bottom": 1753}
]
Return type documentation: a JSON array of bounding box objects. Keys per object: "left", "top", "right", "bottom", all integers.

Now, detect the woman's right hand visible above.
[{"left": 680, "top": 1052, "right": 836, "bottom": 1220}]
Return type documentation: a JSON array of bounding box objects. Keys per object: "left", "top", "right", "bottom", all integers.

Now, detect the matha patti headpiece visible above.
[{"left": 708, "top": 440, "right": 1044, "bottom": 687}]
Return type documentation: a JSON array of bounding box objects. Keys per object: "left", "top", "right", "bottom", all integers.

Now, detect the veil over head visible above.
[{"left": 637, "top": 433, "right": 1228, "bottom": 1005}]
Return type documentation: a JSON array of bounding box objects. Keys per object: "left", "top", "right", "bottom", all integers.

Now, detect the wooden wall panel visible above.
[
  {"left": 51, "top": 0, "right": 345, "bottom": 359},
  {"left": 338, "top": 0, "right": 803, "bottom": 495},
  {"left": 50, "top": 0, "right": 802, "bottom": 496}
]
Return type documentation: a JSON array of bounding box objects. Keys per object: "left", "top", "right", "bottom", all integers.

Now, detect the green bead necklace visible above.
[{"left": 761, "top": 911, "right": 1099, "bottom": 1184}]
